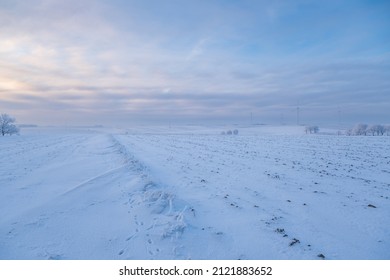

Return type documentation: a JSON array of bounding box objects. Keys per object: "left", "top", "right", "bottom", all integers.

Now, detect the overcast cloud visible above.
[{"left": 0, "top": 0, "right": 389, "bottom": 126}]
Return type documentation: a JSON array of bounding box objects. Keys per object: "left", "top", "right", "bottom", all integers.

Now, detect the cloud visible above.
[
  {"left": 0, "top": 0, "right": 389, "bottom": 125},
  {"left": 186, "top": 38, "right": 209, "bottom": 61}
]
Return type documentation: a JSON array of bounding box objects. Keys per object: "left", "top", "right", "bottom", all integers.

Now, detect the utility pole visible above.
[
  {"left": 250, "top": 112, "right": 253, "bottom": 125},
  {"left": 296, "top": 106, "right": 300, "bottom": 126},
  {"left": 338, "top": 107, "right": 341, "bottom": 128}
]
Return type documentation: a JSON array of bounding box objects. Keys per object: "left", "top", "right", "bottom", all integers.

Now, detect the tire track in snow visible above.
[{"left": 60, "top": 165, "right": 129, "bottom": 196}]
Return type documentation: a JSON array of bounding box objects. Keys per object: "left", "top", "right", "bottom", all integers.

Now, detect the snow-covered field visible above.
[{"left": 0, "top": 125, "right": 389, "bottom": 260}]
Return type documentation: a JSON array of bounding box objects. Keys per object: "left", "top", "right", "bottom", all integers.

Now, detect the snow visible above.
[{"left": 0, "top": 125, "right": 389, "bottom": 260}]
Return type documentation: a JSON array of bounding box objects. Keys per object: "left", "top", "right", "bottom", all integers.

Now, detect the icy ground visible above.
[{"left": 0, "top": 126, "right": 389, "bottom": 260}]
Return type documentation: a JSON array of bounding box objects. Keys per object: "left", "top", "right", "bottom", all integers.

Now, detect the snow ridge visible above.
[{"left": 108, "top": 134, "right": 194, "bottom": 259}]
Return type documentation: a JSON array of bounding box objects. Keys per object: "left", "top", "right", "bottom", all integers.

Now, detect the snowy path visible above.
[
  {"left": 0, "top": 130, "right": 146, "bottom": 259},
  {"left": 0, "top": 127, "right": 389, "bottom": 259}
]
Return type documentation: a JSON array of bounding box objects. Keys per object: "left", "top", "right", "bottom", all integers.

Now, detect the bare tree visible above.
[
  {"left": 352, "top": 124, "right": 368, "bottom": 135},
  {"left": 376, "top": 124, "right": 386, "bottom": 136},
  {"left": 367, "top": 125, "right": 378, "bottom": 136},
  {"left": 0, "top": 114, "right": 20, "bottom": 136}
]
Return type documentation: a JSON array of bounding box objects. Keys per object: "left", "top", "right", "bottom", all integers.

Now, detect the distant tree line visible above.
[
  {"left": 305, "top": 125, "right": 319, "bottom": 134},
  {"left": 221, "top": 129, "right": 239, "bottom": 135},
  {"left": 346, "top": 124, "right": 390, "bottom": 136}
]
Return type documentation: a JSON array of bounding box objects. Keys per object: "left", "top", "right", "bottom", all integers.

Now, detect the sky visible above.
[{"left": 0, "top": 0, "right": 389, "bottom": 126}]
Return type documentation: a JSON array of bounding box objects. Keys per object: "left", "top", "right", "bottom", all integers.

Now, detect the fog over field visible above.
[{"left": 0, "top": 0, "right": 389, "bottom": 260}]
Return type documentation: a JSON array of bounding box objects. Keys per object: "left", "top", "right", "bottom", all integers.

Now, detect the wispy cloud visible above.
[{"left": 186, "top": 38, "right": 209, "bottom": 61}]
